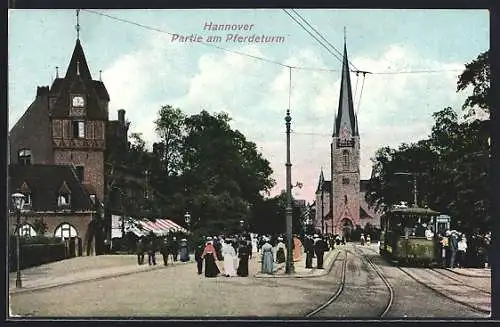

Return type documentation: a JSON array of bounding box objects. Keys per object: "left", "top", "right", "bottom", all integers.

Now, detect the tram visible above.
[{"left": 379, "top": 204, "right": 451, "bottom": 266}]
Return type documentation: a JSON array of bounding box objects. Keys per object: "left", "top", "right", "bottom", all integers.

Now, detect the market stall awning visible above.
[{"left": 125, "top": 218, "right": 189, "bottom": 237}]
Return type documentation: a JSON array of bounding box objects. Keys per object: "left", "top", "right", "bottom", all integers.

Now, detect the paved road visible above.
[{"left": 10, "top": 244, "right": 491, "bottom": 318}]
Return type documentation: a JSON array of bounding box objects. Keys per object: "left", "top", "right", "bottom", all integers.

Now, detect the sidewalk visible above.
[
  {"left": 254, "top": 248, "right": 340, "bottom": 278},
  {"left": 9, "top": 254, "right": 195, "bottom": 294}
]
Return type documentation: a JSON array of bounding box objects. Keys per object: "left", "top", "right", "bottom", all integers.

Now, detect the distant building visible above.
[{"left": 314, "top": 42, "right": 380, "bottom": 238}]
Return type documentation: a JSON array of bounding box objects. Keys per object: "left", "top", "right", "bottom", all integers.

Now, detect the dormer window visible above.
[
  {"left": 58, "top": 181, "right": 72, "bottom": 208},
  {"left": 72, "top": 121, "right": 85, "bottom": 138},
  {"left": 19, "top": 182, "right": 32, "bottom": 209},
  {"left": 58, "top": 194, "right": 71, "bottom": 207},
  {"left": 18, "top": 149, "right": 32, "bottom": 165}
]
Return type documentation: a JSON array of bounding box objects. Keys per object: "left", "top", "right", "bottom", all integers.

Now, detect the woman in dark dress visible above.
[
  {"left": 237, "top": 239, "right": 250, "bottom": 277},
  {"left": 202, "top": 237, "right": 220, "bottom": 277}
]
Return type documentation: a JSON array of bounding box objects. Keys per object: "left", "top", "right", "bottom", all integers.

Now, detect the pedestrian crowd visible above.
[
  {"left": 438, "top": 228, "right": 491, "bottom": 269},
  {"left": 135, "top": 231, "right": 191, "bottom": 266},
  {"left": 258, "top": 233, "right": 333, "bottom": 274}
]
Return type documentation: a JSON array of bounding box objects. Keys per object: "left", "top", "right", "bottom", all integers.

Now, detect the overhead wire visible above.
[
  {"left": 82, "top": 9, "right": 465, "bottom": 76},
  {"left": 356, "top": 73, "right": 367, "bottom": 116},
  {"left": 282, "top": 9, "right": 344, "bottom": 66},
  {"left": 289, "top": 8, "right": 360, "bottom": 72}
]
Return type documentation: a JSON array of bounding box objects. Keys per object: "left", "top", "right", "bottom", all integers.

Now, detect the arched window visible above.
[
  {"left": 19, "top": 223, "right": 37, "bottom": 237},
  {"left": 54, "top": 223, "right": 78, "bottom": 238},
  {"left": 342, "top": 150, "right": 350, "bottom": 171}
]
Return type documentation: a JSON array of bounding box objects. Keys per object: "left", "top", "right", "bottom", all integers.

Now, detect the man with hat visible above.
[
  {"left": 314, "top": 234, "right": 328, "bottom": 269},
  {"left": 303, "top": 234, "right": 315, "bottom": 269}
]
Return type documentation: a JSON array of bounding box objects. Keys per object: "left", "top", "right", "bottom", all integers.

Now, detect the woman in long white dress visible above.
[{"left": 222, "top": 239, "right": 237, "bottom": 277}]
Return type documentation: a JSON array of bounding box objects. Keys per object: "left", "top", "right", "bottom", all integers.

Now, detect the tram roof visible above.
[{"left": 387, "top": 206, "right": 440, "bottom": 216}]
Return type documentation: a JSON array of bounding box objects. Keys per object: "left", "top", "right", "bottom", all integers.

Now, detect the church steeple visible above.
[
  {"left": 316, "top": 168, "right": 325, "bottom": 193},
  {"left": 333, "top": 41, "right": 357, "bottom": 138}
]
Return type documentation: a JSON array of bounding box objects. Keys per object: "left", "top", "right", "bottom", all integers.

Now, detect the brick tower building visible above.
[
  {"left": 8, "top": 35, "right": 110, "bottom": 255},
  {"left": 315, "top": 42, "right": 379, "bottom": 238}
]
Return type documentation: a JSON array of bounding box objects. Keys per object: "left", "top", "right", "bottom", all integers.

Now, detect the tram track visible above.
[
  {"left": 398, "top": 266, "right": 491, "bottom": 314},
  {"left": 305, "top": 250, "right": 347, "bottom": 317},
  {"left": 430, "top": 268, "right": 491, "bottom": 295},
  {"left": 351, "top": 246, "right": 394, "bottom": 318},
  {"left": 306, "top": 245, "right": 394, "bottom": 318}
]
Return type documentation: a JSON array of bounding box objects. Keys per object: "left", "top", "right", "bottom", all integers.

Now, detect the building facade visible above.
[
  {"left": 314, "top": 43, "right": 380, "bottom": 238},
  {"left": 8, "top": 35, "right": 148, "bottom": 255}
]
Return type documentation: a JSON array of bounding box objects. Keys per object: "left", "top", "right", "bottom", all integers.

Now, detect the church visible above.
[{"left": 314, "top": 42, "right": 380, "bottom": 238}]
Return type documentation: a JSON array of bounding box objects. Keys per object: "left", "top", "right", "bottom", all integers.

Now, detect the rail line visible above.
[
  {"left": 444, "top": 267, "right": 491, "bottom": 279},
  {"left": 398, "top": 267, "right": 491, "bottom": 315},
  {"left": 352, "top": 246, "right": 394, "bottom": 318},
  {"left": 430, "top": 268, "right": 491, "bottom": 295},
  {"left": 305, "top": 249, "right": 347, "bottom": 317},
  {"left": 306, "top": 246, "right": 394, "bottom": 318}
]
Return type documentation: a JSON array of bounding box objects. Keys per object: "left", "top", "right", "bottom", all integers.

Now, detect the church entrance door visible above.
[{"left": 341, "top": 218, "right": 354, "bottom": 242}]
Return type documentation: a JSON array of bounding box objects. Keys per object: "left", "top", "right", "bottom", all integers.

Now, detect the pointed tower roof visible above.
[
  {"left": 316, "top": 169, "right": 325, "bottom": 193},
  {"left": 50, "top": 39, "right": 109, "bottom": 120},
  {"left": 333, "top": 43, "right": 358, "bottom": 137},
  {"left": 65, "top": 39, "right": 92, "bottom": 81}
]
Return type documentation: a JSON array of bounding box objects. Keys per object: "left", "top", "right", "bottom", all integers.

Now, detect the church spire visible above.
[
  {"left": 316, "top": 168, "right": 325, "bottom": 193},
  {"left": 76, "top": 9, "right": 81, "bottom": 40},
  {"left": 333, "top": 38, "right": 357, "bottom": 138}
]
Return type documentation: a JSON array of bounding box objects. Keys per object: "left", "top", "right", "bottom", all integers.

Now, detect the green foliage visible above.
[
  {"left": 366, "top": 110, "right": 490, "bottom": 233},
  {"left": 457, "top": 50, "right": 490, "bottom": 116},
  {"left": 367, "top": 51, "right": 490, "bottom": 234},
  {"left": 120, "top": 107, "right": 277, "bottom": 234}
]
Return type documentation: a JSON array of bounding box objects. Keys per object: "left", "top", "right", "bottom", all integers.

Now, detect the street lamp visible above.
[
  {"left": 284, "top": 109, "right": 294, "bottom": 274},
  {"left": 184, "top": 211, "right": 191, "bottom": 227},
  {"left": 394, "top": 172, "right": 418, "bottom": 207},
  {"left": 11, "top": 192, "right": 25, "bottom": 288}
]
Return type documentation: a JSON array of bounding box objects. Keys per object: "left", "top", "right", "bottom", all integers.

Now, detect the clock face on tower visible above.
[{"left": 72, "top": 96, "right": 85, "bottom": 107}]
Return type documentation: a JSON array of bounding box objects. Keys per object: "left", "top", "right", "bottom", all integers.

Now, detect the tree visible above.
[
  {"left": 154, "top": 105, "right": 186, "bottom": 177},
  {"left": 179, "top": 110, "right": 275, "bottom": 231},
  {"left": 365, "top": 107, "right": 489, "bottom": 233},
  {"left": 457, "top": 50, "right": 490, "bottom": 117}
]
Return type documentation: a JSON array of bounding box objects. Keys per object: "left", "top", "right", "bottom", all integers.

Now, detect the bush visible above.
[{"left": 9, "top": 243, "right": 67, "bottom": 272}]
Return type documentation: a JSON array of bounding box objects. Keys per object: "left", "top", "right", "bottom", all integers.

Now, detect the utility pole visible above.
[
  {"left": 285, "top": 109, "right": 294, "bottom": 274},
  {"left": 395, "top": 172, "right": 418, "bottom": 207},
  {"left": 321, "top": 186, "right": 324, "bottom": 234}
]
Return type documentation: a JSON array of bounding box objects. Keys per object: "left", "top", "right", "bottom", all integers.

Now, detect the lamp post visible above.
[
  {"left": 285, "top": 109, "right": 294, "bottom": 274},
  {"left": 184, "top": 211, "right": 191, "bottom": 229},
  {"left": 321, "top": 186, "right": 324, "bottom": 235},
  {"left": 11, "top": 192, "right": 26, "bottom": 288},
  {"left": 395, "top": 172, "right": 418, "bottom": 207}
]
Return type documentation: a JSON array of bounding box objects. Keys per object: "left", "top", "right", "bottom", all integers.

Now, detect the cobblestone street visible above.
[{"left": 9, "top": 244, "right": 491, "bottom": 318}]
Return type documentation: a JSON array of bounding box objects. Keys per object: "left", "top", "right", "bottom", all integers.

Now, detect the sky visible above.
[{"left": 8, "top": 9, "right": 489, "bottom": 203}]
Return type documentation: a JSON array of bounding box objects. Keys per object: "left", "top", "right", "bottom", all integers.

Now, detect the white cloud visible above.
[{"left": 104, "top": 37, "right": 471, "bottom": 202}]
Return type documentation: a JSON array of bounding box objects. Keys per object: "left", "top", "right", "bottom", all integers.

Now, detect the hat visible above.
[
  {"left": 206, "top": 236, "right": 213, "bottom": 241},
  {"left": 277, "top": 237, "right": 283, "bottom": 241},
  {"left": 181, "top": 238, "right": 187, "bottom": 242},
  {"left": 313, "top": 234, "right": 319, "bottom": 238}
]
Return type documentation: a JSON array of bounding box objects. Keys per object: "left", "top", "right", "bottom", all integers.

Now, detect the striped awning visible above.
[{"left": 126, "top": 218, "right": 189, "bottom": 237}]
